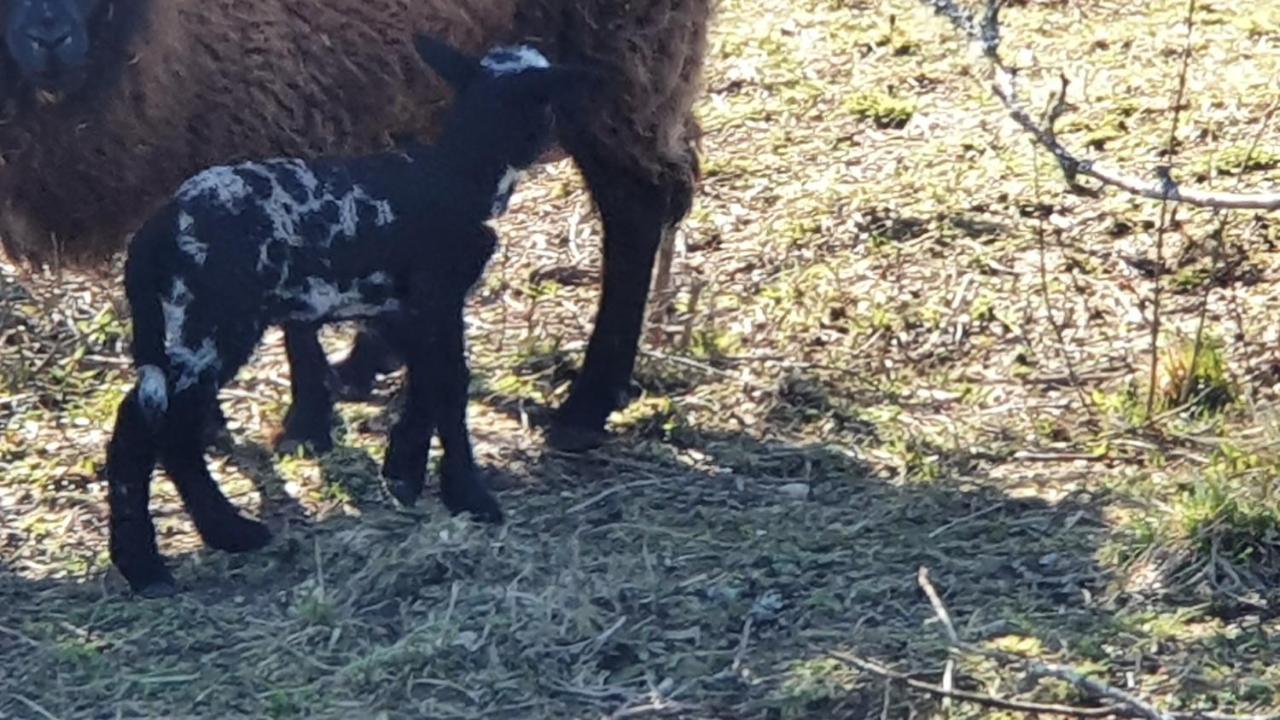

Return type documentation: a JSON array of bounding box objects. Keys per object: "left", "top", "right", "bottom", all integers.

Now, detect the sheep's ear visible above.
[{"left": 414, "top": 34, "right": 481, "bottom": 92}]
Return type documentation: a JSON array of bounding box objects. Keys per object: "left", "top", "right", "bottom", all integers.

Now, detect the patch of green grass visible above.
[
  {"left": 1193, "top": 144, "right": 1280, "bottom": 178},
  {"left": 1095, "top": 334, "right": 1236, "bottom": 425},
  {"left": 775, "top": 658, "right": 860, "bottom": 719},
  {"left": 842, "top": 90, "right": 916, "bottom": 129}
]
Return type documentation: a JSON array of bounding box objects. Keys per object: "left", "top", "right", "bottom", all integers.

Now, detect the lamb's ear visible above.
[{"left": 414, "top": 34, "right": 481, "bottom": 92}]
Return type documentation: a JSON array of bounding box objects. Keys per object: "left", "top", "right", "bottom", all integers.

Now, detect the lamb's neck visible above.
[{"left": 428, "top": 145, "right": 527, "bottom": 222}]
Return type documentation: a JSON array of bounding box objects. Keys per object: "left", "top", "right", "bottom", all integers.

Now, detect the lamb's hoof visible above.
[
  {"left": 441, "top": 478, "right": 504, "bottom": 524},
  {"left": 121, "top": 563, "right": 177, "bottom": 599},
  {"left": 202, "top": 516, "right": 272, "bottom": 554},
  {"left": 272, "top": 429, "right": 334, "bottom": 457},
  {"left": 137, "top": 578, "right": 179, "bottom": 599},
  {"left": 384, "top": 475, "right": 424, "bottom": 507},
  {"left": 329, "top": 366, "right": 376, "bottom": 402},
  {"left": 546, "top": 422, "right": 609, "bottom": 453},
  {"left": 203, "top": 420, "right": 233, "bottom": 451}
]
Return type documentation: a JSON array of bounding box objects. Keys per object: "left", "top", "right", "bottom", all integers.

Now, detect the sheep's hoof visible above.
[
  {"left": 546, "top": 422, "right": 609, "bottom": 453},
  {"left": 384, "top": 475, "right": 424, "bottom": 507},
  {"left": 201, "top": 516, "right": 272, "bottom": 554},
  {"left": 441, "top": 475, "right": 504, "bottom": 524}
]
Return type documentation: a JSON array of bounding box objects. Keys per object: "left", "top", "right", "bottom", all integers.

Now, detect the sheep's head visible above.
[
  {"left": 4, "top": 0, "right": 101, "bottom": 94},
  {"left": 414, "top": 34, "right": 592, "bottom": 172}
]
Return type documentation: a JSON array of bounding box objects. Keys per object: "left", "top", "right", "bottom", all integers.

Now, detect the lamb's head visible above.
[
  {"left": 414, "top": 34, "right": 590, "bottom": 173},
  {"left": 4, "top": 0, "right": 100, "bottom": 94}
]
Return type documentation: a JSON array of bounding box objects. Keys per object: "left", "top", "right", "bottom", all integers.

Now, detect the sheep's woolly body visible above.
[{"left": 0, "top": 0, "right": 712, "bottom": 264}]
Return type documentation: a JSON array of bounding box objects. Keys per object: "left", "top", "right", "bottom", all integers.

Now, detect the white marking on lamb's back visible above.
[
  {"left": 481, "top": 46, "right": 550, "bottom": 75},
  {"left": 177, "top": 166, "right": 252, "bottom": 208},
  {"left": 285, "top": 275, "right": 401, "bottom": 322},
  {"left": 239, "top": 161, "right": 396, "bottom": 253}
]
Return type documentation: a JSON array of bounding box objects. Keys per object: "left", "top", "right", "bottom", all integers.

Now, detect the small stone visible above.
[{"left": 778, "top": 483, "right": 810, "bottom": 500}]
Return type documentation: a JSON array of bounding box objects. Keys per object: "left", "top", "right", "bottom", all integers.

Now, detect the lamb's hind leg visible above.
[
  {"left": 105, "top": 388, "right": 174, "bottom": 597},
  {"left": 158, "top": 384, "right": 272, "bottom": 554},
  {"left": 329, "top": 323, "right": 402, "bottom": 401}
]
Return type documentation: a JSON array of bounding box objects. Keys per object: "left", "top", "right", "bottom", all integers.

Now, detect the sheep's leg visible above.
[
  {"left": 550, "top": 156, "right": 696, "bottom": 451},
  {"left": 158, "top": 386, "right": 272, "bottom": 553},
  {"left": 105, "top": 389, "right": 175, "bottom": 597},
  {"left": 275, "top": 323, "right": 336, "bottom": 455}
]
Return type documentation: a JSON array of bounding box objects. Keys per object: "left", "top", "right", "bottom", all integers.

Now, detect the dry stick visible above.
[
  {"left": 1145, "top": 0, "right": 1199, "bottom": 420},
  {"left": 920, "top": 0, "right": 1280, "bottom": 211}
]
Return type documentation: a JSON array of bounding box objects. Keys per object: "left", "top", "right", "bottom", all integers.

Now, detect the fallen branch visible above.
[
  {"left": 921, "top": 0, "right": 1280, "bottom": 211},
  {"left": 903, "top": 567, "right": 1280, "bottom": 720},
  {"left": 831, "top": 650, "right": 1127, "bottom": 718}
]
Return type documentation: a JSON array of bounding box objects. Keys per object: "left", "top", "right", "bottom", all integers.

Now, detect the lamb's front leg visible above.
[
  {"left": 424, "top": 308, "right": 502, "bottom": 523},
  {"left": 381, "top": 314, "right": 435, "bottom": 506},
  {"left": 275, "top": 323, "right": 336, "bottom": 455}
]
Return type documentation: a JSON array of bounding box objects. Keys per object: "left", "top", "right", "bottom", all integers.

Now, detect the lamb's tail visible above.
[{"left": 124, "top": 209, "right": 177, "bottom": 431}]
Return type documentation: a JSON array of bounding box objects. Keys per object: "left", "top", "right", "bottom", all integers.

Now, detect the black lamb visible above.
[{"left": 103, "top": 35, "right": 581, "bottom": 597}]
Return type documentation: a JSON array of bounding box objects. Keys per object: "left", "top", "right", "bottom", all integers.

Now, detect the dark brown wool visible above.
[{"left": 0, "top": 0, "right": 711, "bottom": 265}]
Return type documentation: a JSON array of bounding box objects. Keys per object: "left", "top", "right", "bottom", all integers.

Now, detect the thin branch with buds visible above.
[{"left": 921, "top": 0, "right": 1280, "bottom": 211}]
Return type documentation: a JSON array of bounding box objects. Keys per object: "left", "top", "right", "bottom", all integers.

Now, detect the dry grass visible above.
[{"left": 4, "top": 0, "right": 1280, "bottom": 717}]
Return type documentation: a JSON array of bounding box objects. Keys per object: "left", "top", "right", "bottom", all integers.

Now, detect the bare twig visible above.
[
  {"left": 11, "top": 694, "right": 61, "bottom": 720},
  {"left": 916, "top": 567, "right": 959, "bottom": 644},
  {"left": 1030, "top": 145, "right": 1095, "bottom": 417},
  {"left": 1145, "top": 0, "right": 1197, "bottom": 419},
  {"left": 921, "top": 0, "right": 1280, "bottom": 210}
]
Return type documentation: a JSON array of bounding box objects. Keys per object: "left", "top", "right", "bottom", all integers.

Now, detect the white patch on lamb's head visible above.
[
  {"left": 175, "top": 212, "right": 208, "bottom": 266},
  {"left": 491, "top": 166, "right": 525, "bottom": 217},
  {"left": 136, "top": 364, "right": 168, "bottom": 420},
  {"left": 481, "top": 45, "right": 550, "bottom": 76},
  {"left": 177, "top": 166, "right": 252, "bottom": 209}
]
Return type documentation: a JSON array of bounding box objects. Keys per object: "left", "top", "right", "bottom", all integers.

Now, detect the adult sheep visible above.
[{"left": 0, "top": 0, "right": 710, "bottom": 450}]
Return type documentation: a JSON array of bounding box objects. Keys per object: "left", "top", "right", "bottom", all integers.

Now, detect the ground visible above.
[{"left": 3, "top": 0, "right": 1280, "bottom": 718}]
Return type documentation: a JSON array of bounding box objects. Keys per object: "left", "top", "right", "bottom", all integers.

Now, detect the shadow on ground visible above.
[{"left": 0, "top": 395, "right": 1113, "bottom": 719}]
